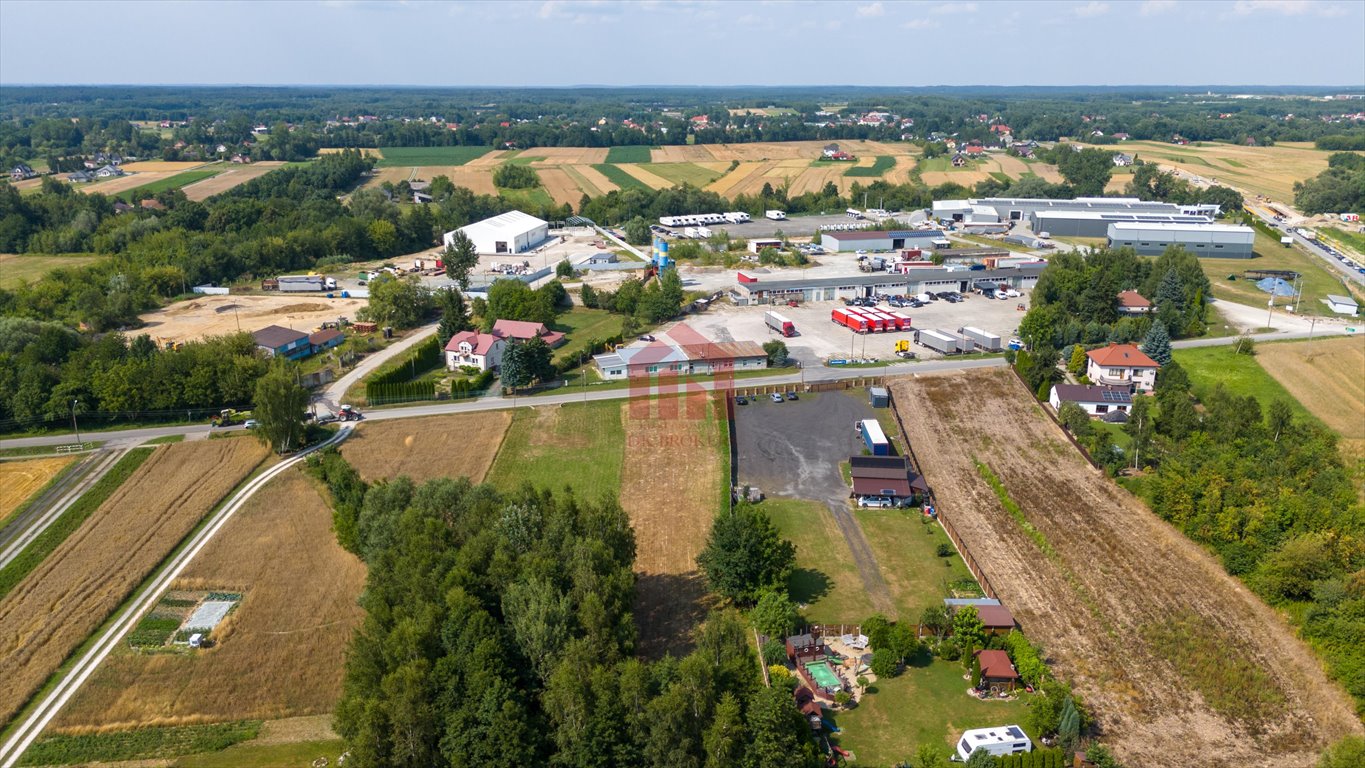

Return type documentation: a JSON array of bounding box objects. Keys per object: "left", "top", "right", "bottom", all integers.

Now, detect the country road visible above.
[
  {"left": 319, "top": 321, "right": 439, "bottom": 411},
  {"left": 0, "top": 426, "right": 353, "bottom": 768}
]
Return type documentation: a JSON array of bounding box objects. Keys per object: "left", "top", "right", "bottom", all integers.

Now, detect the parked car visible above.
[
  {"left": 858, "top": 496, "right": 894, "bottom": 508},
  {"left": 735, "top": 395, "right": 748, "bottom": 405},
  {"left": 244, "top": 419, "right": 260, "bottom": 429},
  {"left": 769, "top": 393, "right": 784, "bottom": 403},
  {"left": 785, "top": 391, "right": 798, "bottom": 401}
]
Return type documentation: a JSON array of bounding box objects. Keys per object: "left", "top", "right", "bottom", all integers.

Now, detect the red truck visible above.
[
  {"left": 764, "top": 311, "right": 797, "bottom": 337},
  {"left": 831, "top": 307, "right": 870, "bottom": 333},
  {"left": 847, "top": 307, "right": 886, "bottom": 332}
]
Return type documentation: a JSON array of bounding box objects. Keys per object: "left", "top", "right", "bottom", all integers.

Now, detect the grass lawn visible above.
[
  {"left": 1199, "top": 230, "right": 1364, "bottom": 317},
  {"left": 643, "top": 162, "right": 722, "bottom": 187},
  {"left": 845, "top": 156, "right": 895, "bottom": 178},
  {"left": 505, "top": 155, "right": 546, "bottom": 166},
  {"left": 1172, "top": 344, "right": 1316, "bottom": 421},
  {"left": 591, "top": 163, "right": 651, "bottom": 191},
  {"left": 116, "top": 169, "right": 221, "bottom": 201},
  {"left": 954, "top": 233, "right": 1034, "bottom": 253},
  {"left": 605, "top": 146, "right": 653, "bottom": 164},
  {"left": 916, "top": 156, "right": 951, "bottom": 173},
  {"left": 829, "top": 658, "right": 1032, "bottom": 765},
  {"left": 374, "top": 146, "right": 491, "bottom": 167},
  {"left": 486, "top": 399, "right": 625, "bottom": 498},
  {"left": 551, "top": 307, "right": 625, "bottom": 367},
  {"left": 173, "top": 739, "right": 346, "bottom": 768},
  {"left": 763, "top": 497, "right": 875, "bottom": 624},
  {"left": 858, "top": 509, "right": 978, "bottom": 622},
  {"left": 496, "top": 186, "right": 555, "bottom": 210},
  {"left": 1319, "top": 227, "right": 1365, "bottom": 258},
  {"left": 0, "top": 253, "right": 102, "bottom": 288}
]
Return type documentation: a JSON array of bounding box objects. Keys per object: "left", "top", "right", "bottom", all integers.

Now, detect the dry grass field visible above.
[
  {"left": 79, "top": 171, "right": 178, "bottom": 196},
  {"left": 120, "top": 161, "right": 208, "bottom": 173},
  {"left": 890, "top": 368, "right": 1361, "bottom": 767},
  {"left": 338, "top": 411, "right": 512, "bottom": 484},
  {"left": 652, "top": 145, "right": 718, "bottom": 163},
  {"left": 138, "top": 295, "right": 368, "bottom": 345},
  {"left": 53, "top": 469, "right": 365, "bottom": 730},
  {"left": 615, "top": 163, "right": 674, "bottom": 190},
  {"left": 537, "top": 166, "right": 588, "bottom": 206},
  {"left": 319, "top": 147, "right": 382, "bottom": 158},
  {"left": 523, "top": 147, "right": 610, "bottom": 165},
  {"left": 921, "top": 169, "right": 992, "bottom": 187},
  {"left": 619, "top": 395, "right": 725, "bottom": 658},
  {"left": 1086, "top": 140, "right": 1351, "bottom": 202},
  {"left": 0, "top": 440, "right": 267, "bottom": 726},
  {"left": 0, "top": 253, "right": 102, "bottom": 289},
  {"left": 0, "top": 456, "right": 75, "bottom": 519},
  {"left": 180, "top": 162, "right": 286, "bottom": 201}
]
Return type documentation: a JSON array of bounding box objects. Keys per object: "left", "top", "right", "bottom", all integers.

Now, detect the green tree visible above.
[
  {"left": 435, "top": 288, "right": 472, "bottom": 348},
  {"left": 493, "top": 163, "right": 540, "bottom": 189},
  {"left": 1056, "top": 148, "right": 1114, "bottom": 197},
  {"left": 697, "top": 504, "right": 796, "bottom": 605},
  {"left": 919, "top": 606, "right": 951, "bottom": 639},
  {"left": 970, "top": 652, "right": 982, "bottom": 688},
  {"left": 501, "top": 342, "right": 530, "bottom": 390},
  {"left": 869, "top": 648, "right": 897, "bottom": 678},
  {"left": 1058, "top": 402, "right": 1092, "bottom": 437},
  {"left": 1141, "top": 320, "right": 1172, "bottom": 366},
  {"left": 703, "top": 692, "right": 746, "bottom": 768},
  {"left": 952, "top": 606, "right": 986, "bottom": 648},
  {"left": 915, "top": 743, "right": 950, "bottom": 768},
  {"left": 1123, "top": 395, "right": 1154, "bottom": 469},
  {"left": 1057, "top": 697, "right": 1081, "bottom": 755},
  {"left": 555, "top": 259, "right": 574, "bottom": 279},
  {"left": 579, "top": 283, "right": 599, "bottom": 309},
  {"left": 365, "top": 274, "right": 434, "bottom": 329},
  {"left": 750, "top": 590, "right": 799, "bottom": 640},
  {"left": 744, "top": 686, "right": 817, "bottom": 768},
  {"left": 443, "top": 230, "right": 480, "bottom": 289},
  {"left": 762, "top": 340, "right": 788, "bottom": 367},
  {"left": 624, "top": 217, "right": 651, "bottom": 246},
  {"left": 1067, "top": 344, "right": 1087, "bottom": 376},
  {"left": 1266, "top": 399, "right": 1293, "bottom": 442},
  {"left": 965, "top": 747, "right": 997, "bottom": 768},
  {"left": 252, "top": 363, "right": 308, "bottom": 453},
  {"left": 1319, "top": 736, "right": 1365, "bottom": 768}
]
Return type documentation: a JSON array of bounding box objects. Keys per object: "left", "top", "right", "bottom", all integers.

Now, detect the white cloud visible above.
[
  {"left": 1074, "top": 1, "right": 1110, "bottom": 17},
  {"left": 902, "top": 18, "right": 940, "bottom": 28},
  {"left": 931, "top": 1, "right": 975, "bottom": 12},
  {"left": 1233, "top": 0, "right": 1346, "bottom": 15},
  {"left": 1139, "top": 0, "right": 1177, "bottom": 15},
  {"left": 856, "top": 2, "right": 884, "bottom": 17}
]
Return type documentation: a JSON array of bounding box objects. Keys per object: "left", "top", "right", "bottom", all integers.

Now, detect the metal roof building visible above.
[
  {"left": 1033, "top": 210, "right": 1216, "bottom": 238},
  {"left": 443, "top": 210, "right": 549, "bottom": 255},
  {"left": 1106, "top": 221, "right": 1255, "bottom": 258},
  {"left": 731, "top": 264, "right": 1046, "bottom": 304},
  {"left": 820, "top": 229, "right": 948, "bottom": 253}
]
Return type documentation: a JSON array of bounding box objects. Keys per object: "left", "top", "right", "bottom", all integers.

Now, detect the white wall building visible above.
[{"left": 444, "top": 210, "right": 549, "bottom": 255}]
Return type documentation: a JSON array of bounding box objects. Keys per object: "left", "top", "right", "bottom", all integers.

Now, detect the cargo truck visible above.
[
  {"left": 832, "top": 307, "right": 870, "bottom": 333},
  {"left": 959, "top": 326, "right": 1002, "bottom": 352},
  {"left": 857, "top": 419, "right": 890, "bottom": 456},
  {"left": 849, "top": 308, "right": 885, "bottom": 332},
  {"left": 916, "top": 329, "right": 959, "bottom": 354},
  {"left": 868, "top": 310, "right": 901, "bottom": 331},
  {"left": 764, "top": 311, "right": 797, "bottom": 337}
]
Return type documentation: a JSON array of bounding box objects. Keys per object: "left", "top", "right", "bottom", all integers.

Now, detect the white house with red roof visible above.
[
  {"left": 1116, "top": 290, "right": 1152, "bottom": 315},
  {"left": 444, "top": 331, "right": 506, "bottom": 372},
  {"left": 491, "top": 319, "right": 565, "bottom": 348},
  {"left": 1086, "top": 343, "right": 1159, "bottom": 392}
]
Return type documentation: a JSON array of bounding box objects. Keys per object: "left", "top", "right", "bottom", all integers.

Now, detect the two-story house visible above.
[
  {"left": 1085, "top": 343, "right": 1159, "bottom": 393},
  {"left": 252, "top": 325, "right": 313, "bottom": 361},
  {"left": 444, "top": 331, "right": 506, "bottom": 372}
]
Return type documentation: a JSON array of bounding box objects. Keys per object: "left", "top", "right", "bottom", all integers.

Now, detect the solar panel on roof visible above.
[
  {"left": 1006, "top": 726, "right": 1025, "bottom": 739},
  {"left": 1101, "top": 390, "right": 1127, "bottom": 402}
]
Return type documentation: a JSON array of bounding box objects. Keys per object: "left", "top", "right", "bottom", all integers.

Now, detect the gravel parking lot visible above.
[
  {"left": 683, "top": 291, "right": 1028, "bottom": 364},
  {"left": 670, "top": 210, "right": 927, "bottom": 240},
  {"left": 735, "top": 391, "right": 873, "bottom": 503}
]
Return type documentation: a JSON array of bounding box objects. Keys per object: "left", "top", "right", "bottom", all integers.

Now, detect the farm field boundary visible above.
[
  {"left": 0, "top": 456, "right": 76, "bottom": 526},
  {"left": 338, "top": 411, "right": 511, "bottom": 484}
]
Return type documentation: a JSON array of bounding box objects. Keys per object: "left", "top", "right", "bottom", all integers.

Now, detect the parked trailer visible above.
[
  {"left": 858, "top": 419, "right": 890, "bottom": 456},
  {"left": 277, "top": 275, "right": 326, "bottom": 292},
  {"left": 956, "top": 725, "right": 1032, "bottom": 762},
  {"left": 959, "top": 326, "right": 1002, "bottom": 352},
  {"left": 765, "top": 210, "right": 787, "bottom": 220},
  {"left": 831, "top": 307, "right": 870, "bottom": 333},
  {"left": 765, "top": 311, "right": 797, "bottom": 337},
  {"left": 916, "top": 328, "right": 959, "bottom": 354},
  {"left": 943, "top": 330, "right": 973, "bottom": 352},
  {"left": 867, "top": 310, "right": 903, "bottom": 331},
  {"left": 725, "top": 211, "right": 752, "bottom": 223},
  {"left": 847, "top": 307, "right": 886, "bottom": 332},
  {"left": 884, "top": 310, "right": 913, "bottom": 331}
]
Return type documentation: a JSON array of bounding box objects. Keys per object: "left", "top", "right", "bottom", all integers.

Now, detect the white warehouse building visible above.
[
  {"left": 1106, "top": 221, "right": 1255, "bottom": 258},
  {"left": 444, "top": 210, "right": 549, "bottom": 255}
]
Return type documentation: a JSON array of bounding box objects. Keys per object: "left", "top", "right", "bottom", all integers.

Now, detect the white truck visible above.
[
  {"left": 684, "top": 226, "right": 712, "bottom": 239},
  {"left": 959, "top": 326, "right": 1002, "bottom": 352},
  {"left": 765, "top": 210, "right": 787, "bottom": 221}
]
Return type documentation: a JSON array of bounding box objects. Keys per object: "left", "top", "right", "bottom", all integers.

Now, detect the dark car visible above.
[
  {"left": 935, "top": 291, "right": 953, "bottom": 299},
  {"left": 908, "top": 299, "right": 924, "bottom": 308},
  {"left": 735, "top": 395, "right": 748, "bottom": 405},
  {"left": 785, "top": 391, "right": 798, "bottom": 401}
]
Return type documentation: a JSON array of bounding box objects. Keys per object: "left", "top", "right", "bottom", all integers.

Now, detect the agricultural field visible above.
[
  {"left": 918, "top": 152, "right": 1058, "bottom": 188},
  {"left": 619, "top": 394, "right": 726, "bottom": 657},
  {"left": 121, "top": 161, "right": 208, "bottom": 173},
  {"left": 0, "top": 253, "right": 102, "bottom": 288},
  {"left": 338, "top": 411, "right": 511, "bottom": 484},
  {"left": 54, "top": 469, "right": 365, "bottom": 730},
  {"left": 890, "top": 368, "right": 1361, "bottom": 767},
  {"left": 485, "top": 400, "right": 624, "bottom": 500},
  {"left": 181, "top": 162, "right": 287, "bottom": 201},
  {"left": 843, "top": 155, "right": 895, "bottom": 177},
  {"left": 138, "top": 294, "right": 368, "bottom": 346},
  {"left": 114, "top": 169, "right": 222, "bottom": 201},
  {"left": 372, "top": 146, "right": 491, "bottom": 167},
  {"left": 604, "top": 146, "right": 652, "bottom": 164},
  {"left": 640, "top": 162, "right": 726, "bottom": 187},
  {"left": 590, "top": 163, "right": 649, "bottom": 191},
  {"left": 0, "top": 439, "right": 267, "bottom": 726},
  {"left": 1088, "top": 140, "right": 1347, "bottom": 202},
  {"left": 0, "top": 456, "right": 75, "bottom": 520},
  {"left": 1200, "top": 230, "right": 1365, "bottom": 317},
  {"left": 78, "top": 171, "right": 180, "bottom": 196}
]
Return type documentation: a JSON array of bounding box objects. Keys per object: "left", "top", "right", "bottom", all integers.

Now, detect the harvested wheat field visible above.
[
  {"left": 1084, "top": 140, "right": 1355, "bottom": 201},
  {"left": 138, "top": 294, "right": 367, "bottom": 345},
  {"left": 464, "top": 149, "right": 514, "bottom": 168},
  {"left": 1256, "top": 336, "right": 1365, "bottom": 439},
  {"left": 53, "top": 468, "right": 365, "bottom": 730},
  {"left": 615, "top": 163, "right": 673, "bottom": 190},
  {"left": 652, "top": 145, "right": 718, "bottom": 163},
  {"left": 0, "top": 456, "right": 74, "bottom": 519},
  {"left": 890, "top": 368, "right": 1361, "bottom": 767},
  {"left": 566, "top": 164, "right": 617, "bottom": 196},
  {"left": 181, "top": 162, "right": 286, "bottom": 201},
  {"left": 0, "top": 439, "right": 267, "bottom": 726},
  {"left": 705, "top": 161, "right": 764, "bottom": 195},
  {"left": 537, "top": 167, "right": 587, "bottom": 206},
  {"left": 339, "top": 411, "right": 512, "bottom": 484},
  {"left": 525, "top": 147, "right": 609, "bottom": 165},
  {"left": 79, "top": 171, "right": 177, "bottom": 196},
  {"left": 119, "top": 161, "right": 208, "bottom": 173},
  {"left": 620, "top": 394, "right": 724, "bottom": 658},
  {"left": 319, "top": 147, "right": 383, "bottom": 158},
  {"left": 360, "top": 166, "right": 417, "bottom": 190},
  {"left": 921, "top": 170, "right": 992, "bottom": 187}
]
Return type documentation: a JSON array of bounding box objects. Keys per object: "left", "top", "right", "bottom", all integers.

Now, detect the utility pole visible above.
[
  {"left": 71, "top": 399, "right": 81, "bottom": 447},
  {"left": 1266, "top": 296, "right": 1274, "bottom": 330}
]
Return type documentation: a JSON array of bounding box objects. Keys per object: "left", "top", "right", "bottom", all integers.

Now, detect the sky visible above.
[{"left": 1, "top": 0, "right": 1363, "bottom": 88}]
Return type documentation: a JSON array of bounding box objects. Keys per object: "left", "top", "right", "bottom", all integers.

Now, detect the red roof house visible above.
[
  {"left": 445, "top": 331, "right": 506, "bottom": 372},
  {"left": 964, "top": 144, "right": 985, "bottom": 155},
  {"left": 1086, "top": 343, "right": 1159, "bottom": 392},
  {"left": 491, "top": 319, "right": 566, "bottom": 348},
  {"left": 975, "top": 649, "right": 1021, "bottom": 691},
  {"left": 976, "top": 605, "right": 1017, "bottom": 635},
  {"left": 1116, "top": 290, "right": 1152, "bottom": 314}
]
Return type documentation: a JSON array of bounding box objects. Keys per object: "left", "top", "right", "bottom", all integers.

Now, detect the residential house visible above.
[
  {"left": 95, "top": 164, "right": 124, "bottom": 178},
  {"left": 951, "top": 153, "right": 968, "bottom": 167},
  {"left": 66, "top": 170, "right": 94, "bottom": 183},
  {"left": 1113, "top": 132, "right": 1130, "bottom": 141},
  {"left": 112, "top": 201, "right": 135, "bottom": 214},
  {"left": 412, "top": 192, "right": 433, "bottom": 204},
  {"left": 1086, "top": 343, "right": 1159, "bottom": 392},
  {"left": 822, "top": 143, "right": 840, "bottom": 157},
  {"left": 848, "top": 455, "right": 929, "bottom": 505},
  {"left": 309, "top": 328, "right": 345, "bottom": 354},
  {"left": 974, "top": 649, "right": 1021, "bottom": 693},
  {"left": 491, "top": 319, "right": 566, "bottom": 347},
  {"left": 964, "top": 144, "right": 985, "bottom": 156},
  {"left": 1048, "top": 384, "right": 1133, "bottom": 417},
  {"left": 1112, "top": 153, "right": 1133, "bottom": 167},
  {"left": 1116, "top": 290, "right": 1151, "bottom": 314},
  {"left": 252, "top": 325, "right": 312, "bottom": 360},
  {"left": 444, "top": 331, "right": 506, "bottom": 372},
  {"left": 231, "top": 153, "right": 251, "bottom": 164},
  {"left": 140, "top": 199, "right": 166, "bottom": 211},
  {"left": 10, "top": 163, "right": 37, "bottom": 181},
  {"left": 593, "top": 332, "right": 767, "bottom": 380}
]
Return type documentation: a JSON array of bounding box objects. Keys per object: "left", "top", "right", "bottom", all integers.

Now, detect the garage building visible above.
[
  {"left": 1106, "top": 221, "right": 1255, "bottom": 258},
  {"left": 821, "top": 229, "right": 947, "bottom": 253},
  {"left": 443, "top": 210, "right": 549, "bottom": 254},
  {"left": 731, "top": 264, "right": 1045, "bottom": 304}
]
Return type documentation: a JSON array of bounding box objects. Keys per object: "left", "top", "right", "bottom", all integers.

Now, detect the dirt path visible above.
[
  {"left": 890, "top": 368, "right": 1361, "bottom": 767},
  {"left": 826, "top": 502, "right": 894, "bottom": 617}
]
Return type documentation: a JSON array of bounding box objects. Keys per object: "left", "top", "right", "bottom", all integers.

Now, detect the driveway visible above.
[
  {"left": 319, "top": 322, "right": 438, "bottom": 413},
  {"left": 735, "top": 391, "right": 895, "bottom": 615}
]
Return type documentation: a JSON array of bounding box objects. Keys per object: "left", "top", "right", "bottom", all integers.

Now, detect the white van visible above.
[{"left": 846, "top": 208, "right": 864, "bottom": 219}]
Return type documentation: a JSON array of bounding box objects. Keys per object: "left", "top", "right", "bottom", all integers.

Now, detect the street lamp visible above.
[{"left": 71, "top": 399, "right": 82, "bottom": 447}]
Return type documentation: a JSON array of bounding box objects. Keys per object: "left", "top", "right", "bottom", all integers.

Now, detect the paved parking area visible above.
[{"left": 676, "top": 210, "right": 927, "bottom": 240}]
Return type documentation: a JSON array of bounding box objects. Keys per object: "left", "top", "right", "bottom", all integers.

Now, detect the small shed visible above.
[
  {"left": 1325, "top": 294, "right": 1359, "bottom": 316},
  {"left": 977, "top": 604, "right": 1018, "bottom": 635},
  {"left": 869, "top": 386, "right": 889, "bottom": 408},
  {"left": 974, "top": 649, "right": 1020, "bottom": 692}
]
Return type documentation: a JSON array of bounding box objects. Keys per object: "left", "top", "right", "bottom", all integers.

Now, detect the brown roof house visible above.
[
  {"left": 974, "top": 649, "right": 1021, "bottom": 692},
  {"left": 849, "top": 455, "right": 929, "bottom": 504},
  {"left": 1116, "top": 290, "right": 1152, "bottom": 315}
]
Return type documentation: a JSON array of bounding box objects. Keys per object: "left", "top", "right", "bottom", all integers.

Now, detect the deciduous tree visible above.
[
  {"left": 697, "top": 504, "right": 796, "bottom": 605},
  {"left": 252, "top": 363, "right": 308, "bottom": 453},
  {"left": 443, "top": 229, "right": 479, "bottom": 289}
]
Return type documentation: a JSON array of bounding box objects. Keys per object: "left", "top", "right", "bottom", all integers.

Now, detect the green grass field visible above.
[
  {"left": 1171, "top": 343, "right": 1317, "bottom": 422},
  {"left": 829, "top": 659, "right": 1032, "bottom": 765},
  {"left": 505, "top": 155, "right": 546, "bottom": 166},
  {"left": 115, "top": 169, "right": 222, "bottom": 201},
  {"left": 858, "top": 508, "right": 978, "bottom": 622},
  {"left": 1319, "top": 227, "right": 1365, "bottom": 257},
  {"left": 18, "top": 720, "right": 260, "bottom": 766},
  {"left": 486, "top": 400, "right": 625, "bottom": 499},
  {"left": 764, "top": 497, "right": 875, "bottom": 624},
  {"left": 551, "top": 307, "right": 626, "bottom": 368},
  {"left": 1200, "top": 230, "right": 1363, "bottom": 317},
  {"left": 915, "top": 156, "right": 953, "bottom": 173},
  {"left": 173, "top": 739, "right": 346, "bottom": 768},
  {"left": 590, "top": 163, "right": 651, "bottom": 191},
  {"left": 642, "top": 162, "right": 723, "bottom": 187},
  {"left": 845, "top": 156, "right": 895, "bottom": 178},
  {"left": 0, "top": 253, "right": 102, "bottom": 288},
  {"left": 604, "top": 146, "right": 653, "bottom": 164},
  {"left": 374, "top": 146, "right": 491, "bottom": 167},
  {"left": 496, "top": 186, "right": 556, "bottom": 210}
]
